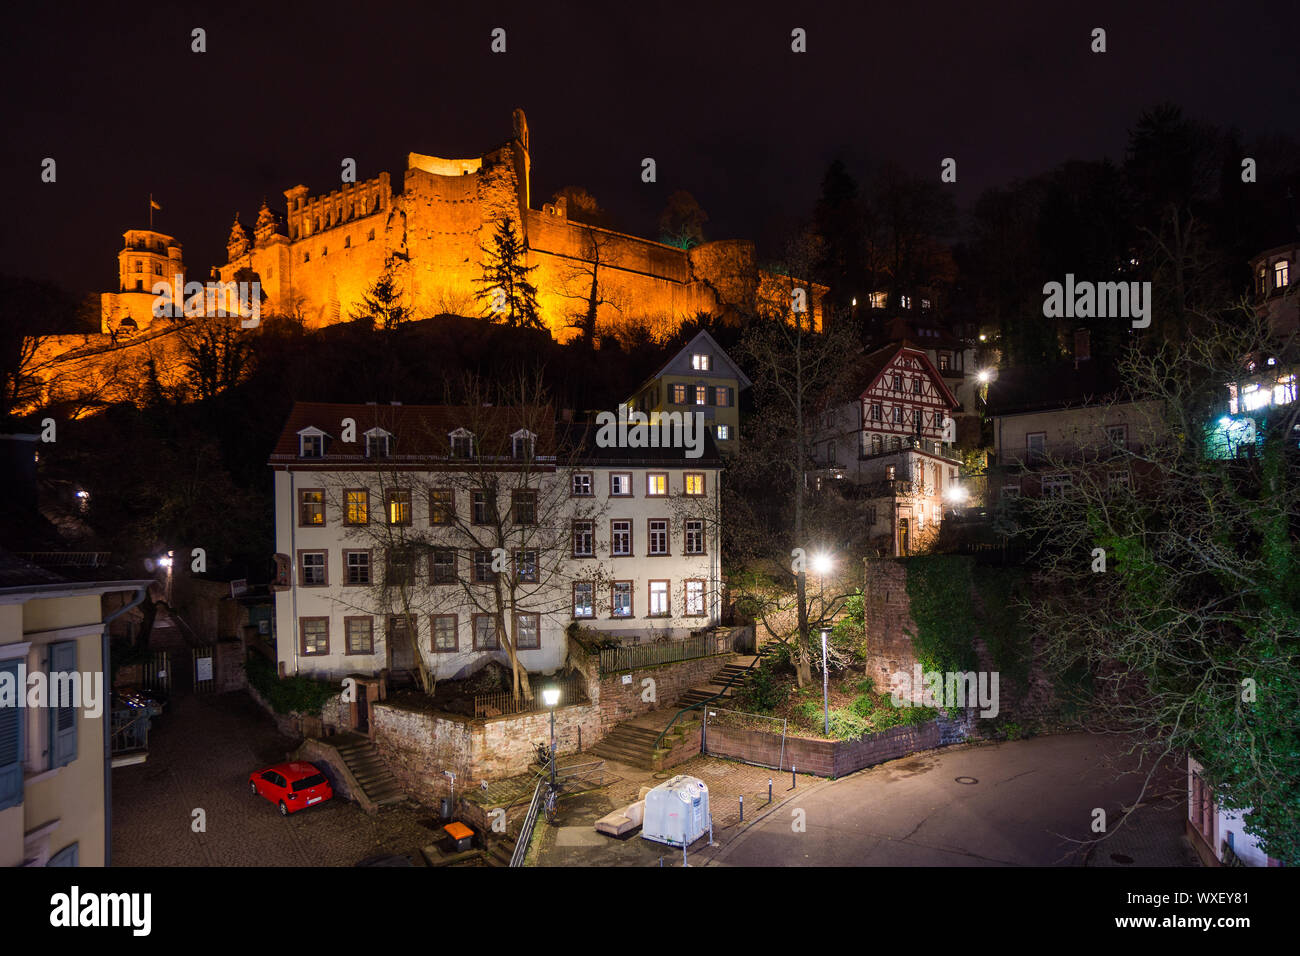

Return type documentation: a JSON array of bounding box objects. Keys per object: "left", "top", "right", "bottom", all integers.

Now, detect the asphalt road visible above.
[{"left": 712, "top": 733, "right": 1189, "bottom": 867}]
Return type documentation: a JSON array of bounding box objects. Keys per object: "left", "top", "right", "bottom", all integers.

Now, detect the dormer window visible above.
[
  {"left": 1275, "top": 260, "right": 1290, "bottom": 290},
  {"left": 298, "top": 428, "right": 327, "bottom": 458},
  {"left": 364, "top": 428, "right": 392, "bottom": 459},
  {"left": 511, "top": 429, "right": 536, "bottom": 460},
  {"left": 449, "top": 429, "right": 475, "bottom": 459},
  {"left": 691, "top": 353, "right": 711, "bottom": 371}
]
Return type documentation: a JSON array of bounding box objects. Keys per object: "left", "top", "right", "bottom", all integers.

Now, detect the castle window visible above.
[
  {"left": 135, "top": 261, "right": 143, "bottom": 272},
  {"left": 322, "top": 246, "right": 327, "bottom": 257},
  {"left": 303, "top": 251, "right": 310, "bottom": 263},
  {"left": 344, "top": 235, "right": 351, "bottom": 248},
  {"left": 368, "top": 229, "right": 375, "bottom": 241},
  {"left": 154, "top": 263, "right": 162, "bottom": 275}
]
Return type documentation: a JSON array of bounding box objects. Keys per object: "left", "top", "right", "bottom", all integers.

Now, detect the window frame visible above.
[
  {"left": 511, "top": 489, "right": 537, "bottom": 525},
  {"left": 342, "top": 549, "right": 372, "bottom": 586},
  {"left": 430, "top": 547, "right": 457, "bottom": 585},
  {"left": 429, "top": 488, "right": 454, "bottom": 526},
  {"left": 298, "top": 488, "right": 326, "bottom": 527},
  {"left": 572, "top": 581, "right": 595, "bottom": 619},
  {"left": 431, "top": 614, "right": 459, "bottom": 653},
  {"left": 684, "top": 473, "right": 706, "bottom": 496},
  {"left": 297, "top": 549, "right": 328, "bottom": 588},
  {"left": 386, "top": 488, "right": 412, "bottom": 526},
  {"left": 648, "top": 518, "right": 670, "bottom": 556},
  {"left": 609, "top": 472, "right": 633, "bottom": 497},
  {"left": 610, "top": 581, "right": 633, "bottom": 618},
  {"left": 570, "top": 472, "right": 593, "bottom": 497},
  {"left": 647, "top": 580, "right": 671, "bottom": 617},
  {"left": 611, "top": 519, "right": 633, "bottom": 557},
  {"left": 343, "top": 616, "right": 374, "bottom": 655},
  {"left": 684, "top": 579, "right": 707, "bottom": 617},
  {"left": 514, "top": 612, "right": 541, "bottom": 650},
  {"left": 472, "top": 614, "right": 499, "bottom": 651},
  {"left": 343, "top": 488, "right": 369, "bottom": 525},
  {"left": 299, "top": 617, "right": 329, "bottom": 656},
  {"left": 571, "top": 519, "right": 594, "bottom": 558},
  {"left": 646, "top": 472, "right": 668, "bottom": 497},
  {"left": 684, "top": 518, "right": 706, "bottom": 555}
]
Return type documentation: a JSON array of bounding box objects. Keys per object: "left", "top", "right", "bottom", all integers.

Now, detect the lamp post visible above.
[
  {"left": 542, "top": 686, "right": 561, "bottom": 791},
  {"left": 820, "top": 628, "right": 830, "bottom": 736}
]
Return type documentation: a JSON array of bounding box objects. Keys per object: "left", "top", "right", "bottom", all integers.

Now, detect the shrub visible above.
[
  {"left": 246, "top": 653, "right": 339, "bottom": 716},
  {"left": 828, "top": 707, "right": 872, "bottom": 740}
]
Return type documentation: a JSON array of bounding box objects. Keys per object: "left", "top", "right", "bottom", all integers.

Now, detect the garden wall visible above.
[{"left": 704, "top": 711, "right": 974, "bottom": 778}]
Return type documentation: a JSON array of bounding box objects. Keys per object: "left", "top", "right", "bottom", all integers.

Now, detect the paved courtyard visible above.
[{"left": 112, "top": 691, "right": 440, "bottom": 866}]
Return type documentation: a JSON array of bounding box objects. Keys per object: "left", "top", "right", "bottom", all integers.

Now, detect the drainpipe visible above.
[
  {"left": 102, "top": 584, "right": 149, "bottom": 867},
  {"left": 289, "top": 469, "right": 298, "bottom": 677}
]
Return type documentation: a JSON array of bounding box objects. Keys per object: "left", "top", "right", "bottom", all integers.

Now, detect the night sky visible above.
[{"left": 2, "top": 0, "right": 1296, "bottom": 299}]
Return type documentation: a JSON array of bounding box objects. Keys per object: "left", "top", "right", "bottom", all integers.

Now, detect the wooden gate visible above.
[{"left": 193, "top": 645, "right": 216, "bottom": 694}]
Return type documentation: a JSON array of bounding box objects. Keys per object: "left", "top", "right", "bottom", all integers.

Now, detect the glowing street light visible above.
[
  {"left": 542, "top": 686, "right": 561, "bottom": 793},
  {"left": 944, "top": 484, "right": 968, "bottom": 505},
  {"left": 811, "top": 553, "right": 833, "bottom": 576},
  {"left": 977, "top": 369, "right": 993, "bottom": 384}
]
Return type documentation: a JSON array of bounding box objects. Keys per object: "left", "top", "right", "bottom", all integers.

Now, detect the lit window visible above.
[
  {"left": 684, "top": 473, "right": 705, "bottom": 496},
  {"left": 647, "top": 473, "right": 667, "bottom": 496},
  {"left": 671, "top": 384, "right": 687, "bottom": 405},
  {"left": 344, "top": 490, "right": 368, "bottom": 524},
  {"left": 685, "top": 580, "right": 705, "bottom": 616},
  {"left": 716, "top": 424, "right": 731, "bottom": 440},
  {"left": 1274, "top": 375, "right": 1297, "bottom": 406},
  {"left": 694, "top": 385, "right": 707, "bottom": 405},
  {"left": 513, "top": 550, "right": 539, "bottom": 585},
  {"left": 299, "top": 489, "right": 324, "bottom": 526},
  {"left": 611, "top": 582, "right": 633, "bottom": 617},
  {"left": 300, "top": 619, "right": 328, "bottom": 656},
  {"left": 1274, "top": 260, "right": 1290, "bottom": 289},
  {"left": 573, "top": 582, "right": 594, "bottom": 618},
  {"left": 692, "top": 353, "right": 711, "bottom": 371},
  {"left": 713, "top": 387, "right": 730, "bottom": 406},
  {"left": 649, "top": 581, "right": 670, "bottom": 616},
  {"left": 387, "top": 489, "right": 411, "bottom": 525},
  {"left": 610, "top": 473, "right": 632, "bottom": 496}
]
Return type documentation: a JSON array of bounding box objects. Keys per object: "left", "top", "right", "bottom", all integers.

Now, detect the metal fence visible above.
[
  {"left": 509, "top": 779, "right": 545, "bottom": 868},
  {"left": 473, "top": 673, "right": 588, "bottom": 719},
  {"left": 110, "top": 709, "right": 150, "bottom": 755},
  {"left": 702, "top": 707, "right": 789, "bottom": 771},
  {"left": 598, "top": 630, "right": 732, "bottom": 675}
]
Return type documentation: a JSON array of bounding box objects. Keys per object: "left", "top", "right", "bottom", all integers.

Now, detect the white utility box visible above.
[{"left": 641, "top": 774, "right": 711, "bottom": 847}]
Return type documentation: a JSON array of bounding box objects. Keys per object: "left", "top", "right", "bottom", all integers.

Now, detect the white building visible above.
[
  {"left": 1187, "top": 755, "right": 1283, "bottom": 867},
  {"left": 268, "top": 402, "right": 723, "bottom": 687}
]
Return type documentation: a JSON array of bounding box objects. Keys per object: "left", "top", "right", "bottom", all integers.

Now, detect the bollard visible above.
[
  {"left": 683, "top": 840, "right": 688, "bottom": 867},
  {"left": 739, "top": 794, "right": 744, "bottom": 822},
  {"left": 791, "top": 766, "right": 797, "bottom": 789},
  {"left": 659, "top": 856, "right": 664, "bottom": 867},
  {"left": 768, "top": 779, "right": 773, "bottom": 804}
]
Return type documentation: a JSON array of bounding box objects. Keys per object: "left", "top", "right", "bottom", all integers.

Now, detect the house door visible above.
[
  {"left": 387, "top": 616, "right": 416, "bottom": 678},
  {"left": 898, "top": 518, "right": 910, "bottom": 556}
]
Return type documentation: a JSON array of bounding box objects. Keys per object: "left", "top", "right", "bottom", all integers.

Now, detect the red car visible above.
[{"left": 249, "top": 761, "right": 333, "bottom": 816}]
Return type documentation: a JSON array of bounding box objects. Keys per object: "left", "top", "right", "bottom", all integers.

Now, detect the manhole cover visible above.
[
  {"left": 954, "top": 776, "right": 978, "bottom": 785},
  {"left": 1110, "top": 853, "right": 1134, "bottom": 864}
]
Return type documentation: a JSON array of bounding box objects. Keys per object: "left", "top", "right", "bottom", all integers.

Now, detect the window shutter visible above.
[
  {"left": 47, "top": 843, "right": 79, "bottom": 867},
  {"left": 49, "top": 641, "right": 77, "bottom": 768},
  {"left": 0, "top": 660, "right": 23, "bottom": 809}
]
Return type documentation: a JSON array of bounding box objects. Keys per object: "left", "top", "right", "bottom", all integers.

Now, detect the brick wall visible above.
[
  {"left": 591, "top": 654, "right": 727, "bottom": 732},
  {"left": 863, "top": 558, "right": 920, "bottom": 695},
  {"left": 705, "top": 719, "right": 949, "bottom": 778}
]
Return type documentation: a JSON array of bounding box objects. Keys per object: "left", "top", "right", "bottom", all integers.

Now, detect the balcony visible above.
[{"left": 857, "top": 435, "right": 962, "bottom": 463}]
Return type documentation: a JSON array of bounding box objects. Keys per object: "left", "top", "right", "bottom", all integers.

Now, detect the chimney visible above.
[{"left": 1073, "top": 328, "right": 1091, "bottom": 368}]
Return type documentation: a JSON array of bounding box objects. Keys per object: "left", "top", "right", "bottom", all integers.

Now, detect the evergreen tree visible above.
[
  {"left": 475, "top": 218, "right": 543, "bottom": 330},
  {"left": 350, "top": 260, "right": 412, "bottom": 331}
]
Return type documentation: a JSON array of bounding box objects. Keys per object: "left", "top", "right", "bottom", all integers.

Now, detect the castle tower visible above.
[{"left": 103, "top": 229, "right": 186, "bottom": 334}]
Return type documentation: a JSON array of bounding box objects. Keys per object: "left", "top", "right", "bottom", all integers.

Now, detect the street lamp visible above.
[{"left": 542, "top": 686, "right": 561, "bottom": 791}]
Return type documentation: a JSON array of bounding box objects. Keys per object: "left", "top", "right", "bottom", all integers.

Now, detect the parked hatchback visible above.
[{"left": 249, "top": 761, "right": 333, "bottom": 816}]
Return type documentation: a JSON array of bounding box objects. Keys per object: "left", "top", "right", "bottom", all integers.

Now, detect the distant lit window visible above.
[
  {"left": 684, "top": 473, "right": 705, "bottom": 496},
  {"left": 1275, "top": 260, "right": 1290, "bottom": 289},
  {"left": 1274, "top": 375, "right": 1297, "bottom": 406},
  {"left": 716, "top": 424, "right": 731, "bottom": 440},
  {"left": 648, "top": 581, "right": 670, "bottom": 616},
  {"left": 671, "top": 384, "right": 688, "bottom": 404},
  {"left": 694, "top": 385, "right": 707, "bottom": 405},
  {"left": 685, "top": 580, "right": 705, "bottom": 616},
  {"left": 692, "top": 353, "right": 711, "bottom": 371},
  {"left": 387, "top": 489, "right": 411, "bottom": 525},
  {"left": 647, "top": 473, "right": 667, "bottom": 496}
]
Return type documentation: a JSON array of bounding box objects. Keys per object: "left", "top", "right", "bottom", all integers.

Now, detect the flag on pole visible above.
[{"left": 150, "top": 198, "right": 161, "bottom": 210}]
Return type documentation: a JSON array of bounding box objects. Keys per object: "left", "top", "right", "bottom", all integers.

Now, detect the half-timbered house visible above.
[{"left": 813, "top": 344, "right": 962, "bottom": 555}]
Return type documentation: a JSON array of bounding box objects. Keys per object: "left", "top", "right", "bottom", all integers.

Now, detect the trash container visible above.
[
  {"left": 443, "top": 821, "right": 474, "bottom": 852},
  {"left": 641, "top": 775, "right": 710, "bottom": 847}
]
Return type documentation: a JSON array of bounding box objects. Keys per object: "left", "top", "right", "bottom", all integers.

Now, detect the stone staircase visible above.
[
  {"left": 334, "top": 736, "right": 406, "bottom": 810},
  {"left": 587, "top": 655, "right": 758, "bottom": 769}
]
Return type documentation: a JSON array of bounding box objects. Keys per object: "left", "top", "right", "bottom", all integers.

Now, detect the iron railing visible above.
[
  {"left": 110, "top": 708, "right": 150, "bottom": 754},
  {"left": 653, "top": 653, "right": 760, "bottom": 750},
  {"left": 598, "top": 631, "right": 730, "bottom": 675},
  {"left": 16, "top": 551, "right": 111, "bottom": 567},
  {"left": 473, "top": 673, "right": 588, "bottom": 719},
  {"left": 509, "top": 779, "right": 545, "bottom": 868}
]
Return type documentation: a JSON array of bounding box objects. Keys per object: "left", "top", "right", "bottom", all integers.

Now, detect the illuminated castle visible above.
[{"left": 208, "top": 109, "right": 821, "bottom": 339}]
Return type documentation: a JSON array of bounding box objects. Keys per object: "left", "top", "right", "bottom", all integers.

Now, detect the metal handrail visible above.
[
  {"left": 509, "top": 778, "right": 545, "bottom": 868},
  {"left": 652, "top": 653, "right": 759, "bottom": 751}
]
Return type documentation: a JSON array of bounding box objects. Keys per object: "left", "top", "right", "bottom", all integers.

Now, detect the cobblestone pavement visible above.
[
  {"left": 112, "top": 692, "right": 440, "bottom": 866},
  {"left": 1083, "top": 789, "right": 1202, "bottom": 867}
]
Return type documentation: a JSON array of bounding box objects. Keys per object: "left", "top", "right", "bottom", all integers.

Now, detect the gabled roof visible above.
[
  {"left": 633, "top": 329, "right": 753, "bottom": 396},
  {"left": 851, "top": 343, "right": 960, "bottom": 408}
]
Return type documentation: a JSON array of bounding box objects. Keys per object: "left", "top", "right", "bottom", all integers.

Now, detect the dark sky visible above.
[{"left": 2, "top": 0, "right": 1296, "bottom": 299}]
